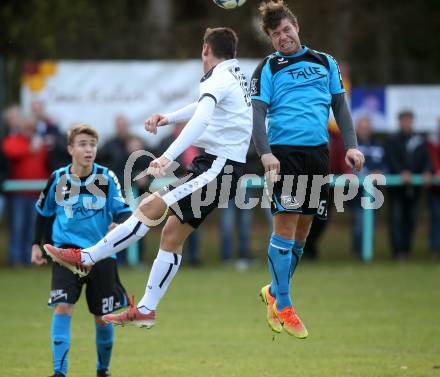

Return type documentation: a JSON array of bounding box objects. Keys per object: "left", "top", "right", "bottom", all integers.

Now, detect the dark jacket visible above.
[{"left": 385, "top": 132, "right": 432, "bottom": 174}]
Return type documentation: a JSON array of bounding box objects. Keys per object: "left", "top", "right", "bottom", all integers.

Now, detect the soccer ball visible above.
[{"left": 212, "top": 0, "right": 247, "bottom": 10}]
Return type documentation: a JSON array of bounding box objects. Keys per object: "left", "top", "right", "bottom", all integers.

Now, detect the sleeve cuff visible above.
[
  {"left": 162, "top": 151, "right": 174, "bottom": 161},
  {"left": 251, "top": 97, "right": 270, "bottom": 105},
  {"left": 163, "top": 113, "right": 176, "bottom": 124},
  {"left": 199, "top": 93, "right": 217, "bottom": 104}
]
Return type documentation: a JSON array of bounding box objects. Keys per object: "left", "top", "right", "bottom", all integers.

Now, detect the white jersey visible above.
[{"left": 194, "top": 59, "right": 252, "bottom": 163}]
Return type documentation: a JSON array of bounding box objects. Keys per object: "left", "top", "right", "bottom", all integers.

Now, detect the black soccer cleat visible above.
[
  {"left": 48, "top": 373, "right": 65, "bottom": 377},
  {"left": 97, "top": 369, "right": 111, "bottom": 377}
]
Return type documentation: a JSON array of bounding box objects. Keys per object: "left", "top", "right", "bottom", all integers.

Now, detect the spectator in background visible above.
[
  {"left": 219, "top": 144, "right": 258, "bottom": 270},
  {"left": 427, "top": 120, "right": 440, "bottom": 260},
  {"left": 98, "top": 115, "right": 132, "bottom": 185},
  {"left": 99, "top": 117, "right": 148, "bottom": 265},
  {"left": 352, "top": 94, "right": 387, "bottom": 131},
  {"left": 0, "top": 140, "right": 8, "bottom": 221},
  {"left": 0, "top": 107, "right": 16, "bottom": 221},
  {"left": 2, "top": 116, "right": 49, "bottom": 265},
  {"left": 3, "top": 105, "right": 23, "bottom": 135},
  {"left": 123, "top": 134, "right": 151, "bottom": 264},
  {"left": 350, "top": 116, "right": 385, "bottom": 259},
  {"left": 125, "top": 135, "right": 150, "bottom": 193},
  {"left": 32, "top": 100, "right": 70, "bottom": 171},
  {"left": 385, "top": 110, "right": 432, "bottom": 260},
  {"left": 32, "top": 99, "right": 60, "bottom": 139}
]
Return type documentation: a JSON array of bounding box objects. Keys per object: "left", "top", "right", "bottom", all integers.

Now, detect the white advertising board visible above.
[
  {"left": 21, "top": 59, "right": 259, "bottom": 146},
  {"left": 385, "top": 85, "right": 440, "bottom": 133}
]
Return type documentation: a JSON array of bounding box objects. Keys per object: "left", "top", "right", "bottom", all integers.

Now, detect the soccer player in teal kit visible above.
[
  {"left": 32, "top": 124, "right": 131, "bottom": 376},
  {"left": 251, "top": 1, "right": 365, "bottom": 338}
]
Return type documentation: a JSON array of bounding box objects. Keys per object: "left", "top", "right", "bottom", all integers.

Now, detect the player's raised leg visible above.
[
  {"left": 44, "top": 193, "right": 167, "bottom": 276},
  {"left": 102, "top": 216, "right": 192, "bottom": 328}
]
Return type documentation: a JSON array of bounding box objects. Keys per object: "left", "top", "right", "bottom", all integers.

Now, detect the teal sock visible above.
[
  {"left": 96, "top": 322, "right": 114, "bottom": 372},
  {"left": 267, "top": 233, "right": 295, "bottom": 311},
  {"left": 51, "top": 313, "right": 71, "bottom": 376},
  {"left": 290, "top": 241, "right": 305, "bottom": 279}
]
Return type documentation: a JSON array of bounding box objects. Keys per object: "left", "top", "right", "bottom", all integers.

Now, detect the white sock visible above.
[
  {"left": 81, "top": 215, "right": 149, "bottom": 265},
  {"left": 137, "top": 250, "right": 182, "bottom": 314}
]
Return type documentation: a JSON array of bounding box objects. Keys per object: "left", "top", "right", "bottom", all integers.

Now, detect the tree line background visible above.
[{"left": 1, "top": 0, "right": 440, "bottom": 104}]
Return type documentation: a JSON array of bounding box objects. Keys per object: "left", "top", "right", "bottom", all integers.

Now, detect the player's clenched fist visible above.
[
  {"left": 144, "top": 114, "right": 169, "bottom": 135},
  {"left": 261, "top": 153, "right": 281, "bottom": 183},
  {"left": 345, "top": 148, "right": 365, "bottom": 172},
  {"left": 146, "top": 156, "right": 172, "bottom": 177}
]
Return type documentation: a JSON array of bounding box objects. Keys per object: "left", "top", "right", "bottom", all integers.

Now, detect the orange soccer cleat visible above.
[
  {"left": 43, "top": 244, "right": 91, "bottom": 277},
  {"left": 102, "top": 296, "right": 156, "bottom": 329},
  {"left": 259, "top": 285, "right": 282, "bottom": 333},
  {"left": 273, "top": 304, "right": 308, "bottom": 339}
]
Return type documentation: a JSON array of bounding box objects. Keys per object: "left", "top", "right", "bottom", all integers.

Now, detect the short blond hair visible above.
[{"left": 67, "top": 123, "right": 99, "bottom": 145}]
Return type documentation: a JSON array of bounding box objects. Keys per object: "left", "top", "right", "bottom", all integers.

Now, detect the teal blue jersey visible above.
[
  {"left": 250, "top": 46, "right": 345, "bottom": 147},
  {"left": 36, "top": 163, "right": 131, "bottom": 249}
]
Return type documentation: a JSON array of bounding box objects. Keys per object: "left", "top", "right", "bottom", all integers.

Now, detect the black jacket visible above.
[{"left": 385, "top": 132, "right": 432, "bottom": 174}]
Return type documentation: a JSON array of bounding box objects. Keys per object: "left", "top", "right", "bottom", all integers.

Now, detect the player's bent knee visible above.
[
  {"left": 135, "top": 193, "right": 168, "bottom": 227},
  {"left": 54, "top": 303, "right": 74, "bottom": 315}
]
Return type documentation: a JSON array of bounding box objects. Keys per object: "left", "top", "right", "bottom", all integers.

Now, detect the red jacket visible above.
[
  {"left": 428, "top": 140, "right": 440, "bottom": 174},
  {"left": 428, "top": 140, "right": 440, "bottom": 195},
  {"left": 2, "top": 134, "right": 49, "bottom": 195},
  {"left": 329, "top": 130, "right": 351, "bottom": 175}
]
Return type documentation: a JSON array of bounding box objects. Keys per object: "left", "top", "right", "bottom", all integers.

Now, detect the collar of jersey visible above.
[
  {"left": 213, "top": 58, "right": 239, "bottom": 72},
  {"left": 65, "top": 163, "right": 97, "bottom": 186},
  {"left": 276, "top": 46, "right": 308, "bottom": 58}
]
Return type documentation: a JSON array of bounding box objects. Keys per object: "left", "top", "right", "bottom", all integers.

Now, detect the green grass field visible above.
[{"left": 1, "top": 259, "right": 439, "bottom": 377}]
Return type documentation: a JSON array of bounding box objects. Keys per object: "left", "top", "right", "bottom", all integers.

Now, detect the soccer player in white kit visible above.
[{"left": 44, "top": 27, "right": 252, "bottom": 328}]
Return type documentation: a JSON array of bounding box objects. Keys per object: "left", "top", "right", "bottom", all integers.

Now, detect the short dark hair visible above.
[
  {"left": 398, "top": 110, "right": 414, "bottom": 120},
  {"left": 258, "top": 0, "right": 298, "bottom": 34},
  {"left": 203, "top": 27, "right": 238, "bottom": 60}
]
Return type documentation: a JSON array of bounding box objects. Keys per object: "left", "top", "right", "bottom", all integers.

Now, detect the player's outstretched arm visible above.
[
  {"left": 144, "top": 114, "right": 169, "bottom": 135},
  {"left": 162, "top": 96, "right": 215, "bottom": 161},
  {"left": 144, "top": 102, "right": 198, "bottom": 135},
  {"left": 146, "top": 97, "right": 215, "bottom": 178}
]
